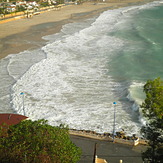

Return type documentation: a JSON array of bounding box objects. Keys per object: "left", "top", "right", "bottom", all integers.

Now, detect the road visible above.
[{"left": 70, "top": 135, "right": 147, "bottom": 163}]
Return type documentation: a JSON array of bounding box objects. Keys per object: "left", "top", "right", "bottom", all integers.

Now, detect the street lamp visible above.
[
  {"left": 20, "top": 92, "right": 25, "bottom": 116},
  {"left": 113, "top": 102, "right": 116, "bottom": 142}
]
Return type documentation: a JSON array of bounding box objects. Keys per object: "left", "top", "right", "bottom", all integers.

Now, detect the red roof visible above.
[{"left": 0, "top": 113, "right": 28, "bottom": 126}]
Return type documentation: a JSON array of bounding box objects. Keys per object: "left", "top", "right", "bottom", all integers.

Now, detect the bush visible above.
[{"left": 0, "top": 119, "right": 81, "bottom": 163}]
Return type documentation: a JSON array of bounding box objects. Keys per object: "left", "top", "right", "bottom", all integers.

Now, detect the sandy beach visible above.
[{"left": 0, "top": 0, "right": 155, "bottom": 59}]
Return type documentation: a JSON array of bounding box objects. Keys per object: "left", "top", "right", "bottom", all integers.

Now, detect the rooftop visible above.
[{"left": 0, "top": 113, "right": 28, "bottom": 126}]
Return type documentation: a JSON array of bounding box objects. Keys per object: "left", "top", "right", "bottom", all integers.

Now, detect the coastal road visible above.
[{"left": 70, "top": 135, "right": 147, "bottom": 163}]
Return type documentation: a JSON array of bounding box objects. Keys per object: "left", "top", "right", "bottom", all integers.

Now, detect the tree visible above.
[
  {"left": 141, "top": 77, "right": 163, "bottom": 119},
  {"left": 0, "top": 119, "right": 81, "bottom": 163},
  {"left": 141, "top": 77, "right": 163, "bottom": 163},
  {"left": 16, "top": 5, "right": 26, "bottom": 12}
]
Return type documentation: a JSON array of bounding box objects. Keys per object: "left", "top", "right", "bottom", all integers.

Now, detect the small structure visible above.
[
  {"left": 96, "top": 156, "right": 108, "bottom": 163},
  {"left": 0, "top": 113, "right": 28, "bottom": 126}
]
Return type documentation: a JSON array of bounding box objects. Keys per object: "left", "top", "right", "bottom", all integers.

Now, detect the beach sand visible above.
[{"left": 0, "top": 0, "right": 155, "bottom": 59}]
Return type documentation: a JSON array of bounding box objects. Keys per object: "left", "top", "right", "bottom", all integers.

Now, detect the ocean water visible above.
[{"left": 0, "top": 1, "right": 163, "bottom": 136}]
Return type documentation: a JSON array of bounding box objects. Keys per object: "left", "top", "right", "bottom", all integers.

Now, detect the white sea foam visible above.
[
  {"left": 7, "top": 49, "right": 46, "bottom": 80},
  {"left": 0, "top": 57, "right": 16, "bottom": 112},
  {"left": 128, "top": 83, "right": 144, "bottom": 109},
  {"left": 121, "top": 0, "right": 163, "bottom": 17},
  {"left": 127, "top": 81, "right": 146, "bottom": 127},
  {"left": 11, "top": 4, "right": 161, "bottom": 136},
  {"left": 127, "top": 82, "right": 145, "bottom": 103}
]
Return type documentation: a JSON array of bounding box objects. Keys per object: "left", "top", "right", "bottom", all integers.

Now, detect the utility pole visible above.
[
  {"left": 113, "top": 102, "right": 116, "bottom": 142},
  {"left": 93, "top": 143, "right": 97, "bottom": 163}
]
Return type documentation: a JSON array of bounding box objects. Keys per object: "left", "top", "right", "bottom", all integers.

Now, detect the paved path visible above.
[{"left": 70, "top": 135, "right": 147, "bottom": 163}]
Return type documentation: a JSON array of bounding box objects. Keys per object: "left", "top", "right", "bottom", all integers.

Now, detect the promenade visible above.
[
  {"left": 69, "top": 129, "right": 148, "bottom": 146},
  {"left": 70, "top": 135, "right": 147, "bottom": 163}
]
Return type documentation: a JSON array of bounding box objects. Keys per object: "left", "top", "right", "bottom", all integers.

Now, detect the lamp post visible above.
[
  {"left": 20, "top": 92, "right": 25, "bottom": 116},
  {"left": 113, "top": 102, "right": 116, "bottom": 142}
]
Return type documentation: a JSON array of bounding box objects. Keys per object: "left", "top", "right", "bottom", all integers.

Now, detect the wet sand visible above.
[{"left": 0, "top": 0, "right": 155, "bottom": 59}]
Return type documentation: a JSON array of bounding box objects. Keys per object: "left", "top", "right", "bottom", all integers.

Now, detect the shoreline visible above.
[
  {"left": 0, "top": 0, "right": 158, "bottom": 145},
  {"left": 0, "top": 0, "right": 156, "bottom": 60},
  {"left": 69, "top": 129, "right": 148, "bottom": 146}
]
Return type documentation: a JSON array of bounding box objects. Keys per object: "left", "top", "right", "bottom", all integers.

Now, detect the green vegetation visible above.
[
  {"left": 16, "top": 5, "right": 26, "bottom": 12},
  {"left": 141, "top": 77, "right": 163, "bottom": 163},
  {"left": 40, "top": 1, "right": 49, "bottom": 7},
  {"left": 0, "top": 3, "right": 9, "bottom": 15},
  {"left": 0, "top": 7, "right": 5, "bottom": 14},
  {"left": 0, "top": 119, "right": 81, "bottom": 163}
]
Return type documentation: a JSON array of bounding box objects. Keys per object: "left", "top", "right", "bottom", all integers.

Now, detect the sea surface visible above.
[{"left": 0, "top": 1, "right": 163, "bottom": 136}]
